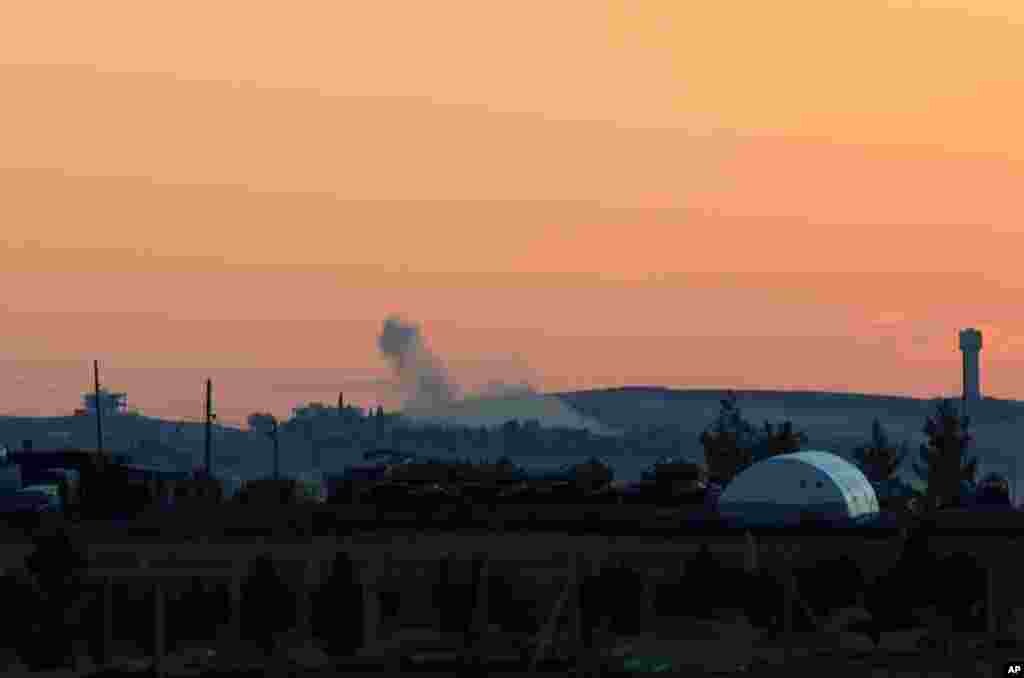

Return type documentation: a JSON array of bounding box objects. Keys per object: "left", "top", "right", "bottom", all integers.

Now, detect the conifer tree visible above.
[
  {"left": 854, "top": 419, "right": 908, "bottom": 483},
  {"left": 751, "top": 420, "right": 808, "bottom": 462},
  {"left": 699, "top": 392, "right": 759, "bottom": 484},
  {"left": 912, "top": 399, "right": 978, "bottom": 511},
  {"left": 240, "top": 555, "right": 295, "bottom": 655},
  {"left": 19, "top": 528, "right": 92, "bottom": 669},
  {"left": 313, "top": 552, "right": 363, "bottom": 657}
]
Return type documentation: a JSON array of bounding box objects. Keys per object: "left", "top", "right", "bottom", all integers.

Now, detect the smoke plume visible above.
[
  {"left": 378, "top": 315, "right": 459, "bottom": 409},
  {"left": 478, "top": 379, "right": 536, "bottom": 398},
  {"left": 377, "top": 315, "right": 612, "bottom": 434}
]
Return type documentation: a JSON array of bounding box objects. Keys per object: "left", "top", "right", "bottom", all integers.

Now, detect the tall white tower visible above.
[{"left": 959, "top": 328, "right": 983, "bottom": 402}]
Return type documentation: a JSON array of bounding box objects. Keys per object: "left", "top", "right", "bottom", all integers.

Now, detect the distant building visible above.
[
  {"left": 717, "top": 450, "right": 880, "bottom": 526},
  {"left": 292, "top": 403, "right": 330, "bottom": 419},
  {"left": 959, "top": 328, "right": 983, "bottom": 402},
  {"left": 83, "top": 388, "right": 129, "bottom": 416}
]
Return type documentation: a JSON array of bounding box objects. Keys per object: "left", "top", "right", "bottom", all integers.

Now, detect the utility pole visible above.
[
  {"left": 311, "top": 420, "right": 319, "bottom": 471},
  {"left": 204, "top": 379, "right": 213, "bottom": 477},
  {"left": 94, "top": 360, "right": 104, "bottom": 456},
  {"left": 272, "top": 418, "right": 280, "bottom": 481}
]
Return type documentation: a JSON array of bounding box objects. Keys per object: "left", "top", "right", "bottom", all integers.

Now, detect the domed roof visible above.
[{"left": 718, "top": 450, "right": 879, "bottom": 525}]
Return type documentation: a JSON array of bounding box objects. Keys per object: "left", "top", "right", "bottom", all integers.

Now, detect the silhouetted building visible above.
[
  {"left": 959, "top": 328, "right": 982, "bottom": 402},
  {"left": 83, "top": 387, "right": 128, "bottom": 416}
]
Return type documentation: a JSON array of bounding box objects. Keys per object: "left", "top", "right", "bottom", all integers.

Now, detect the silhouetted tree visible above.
[
  {"left": 488, "top": 574, "right": 540, "bottom": 634},
  {"left": 681, "top": 544, "right": 724, "bottom": 619},
  {"left": 571, "top": 456, "right": 614, "bottom": 492},
  {"left": 853, "top": 419, "right": 908, "bottom": 483},
  {"left": 240, "top": 555, "right": 295, "bottom": 655},
  {"left": 737, "top": 567, "right": 821, "bottom": 634},
  {"left": 312, "top": 552, "right": 363, "bottom": 656},
  {"left": 699, "top": 392, "right": 758, "bottom": 484},
  {"left": 913, "top": 399, "right": 978, "bottom": 511},
  {"left": 248, "top": 412, "right": 280, "bottom": 478},
  {"left": 18, "top": 528, "right": 92, "bottom": 669},
  {"left": 792, "top": 555, "right": 867, "bottom": 620},
  {"left": 0, "top": 573, "right": 31, "bottom": 655},
  {"left": 647, "top": 457, "right": 707, "bottom": 503},
  {"left": 935, "top": 552, "right": 986, "bottom": 632},
  {"left": 247, "top": 412, "right": 276, "bottom": 433},
  {"left": 436, "top": 553, "right": 475, "bottom": 634},
  {"left": 850, "top": 521, "right": 941, "bottom": 646},
  {"left": 168, "top": 577, "right": 228, "bottom": 650},
  {"left": 582, "top": 560, "right": 648, "bottom": 634},
  {"left": 500, "top": 419, "right": 521, "bottom": 441},
  {"left": 750, "top": 420, "right": 808, "bottom": 462}
]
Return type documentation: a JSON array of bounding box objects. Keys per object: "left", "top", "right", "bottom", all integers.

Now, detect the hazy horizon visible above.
[
  {"left": 3, "top": 3, "right": 1022, "bottom": 423},
  {"left": 0, "top": 358, "right": 989, "bottom": 428}
]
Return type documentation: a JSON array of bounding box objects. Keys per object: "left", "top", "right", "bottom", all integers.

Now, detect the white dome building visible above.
[{"left": 717, "top": 450, "right": 879, "bottom": 526}]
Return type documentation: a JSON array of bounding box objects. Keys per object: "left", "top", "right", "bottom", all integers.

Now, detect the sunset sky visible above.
[{"left": 2, "top": 1, "right": 1023, "bottom": 425}]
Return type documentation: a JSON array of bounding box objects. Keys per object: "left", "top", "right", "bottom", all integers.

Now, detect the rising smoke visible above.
[
  {"left": 377, "top": 315, "right": 459, "bottom": 410},
  {"left": 376, "top": 315, "right": 612, "bottom": 434},
  {"left": 478, "top": 379, "right": 536, "bottom": 398}
]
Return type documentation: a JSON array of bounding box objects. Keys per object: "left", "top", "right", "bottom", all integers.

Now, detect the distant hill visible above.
[
  {"left": 555, "top": 386, "right": 1024, "bottom": 489},
  {"left": 3, "top": 386, "right": 1023, "bottom": 493},
  {"left": 402, "top": 392, "right": 613, "bottom": 434},
  {"left": 0, "top": 413, "right": 247, "bottom": 472}
]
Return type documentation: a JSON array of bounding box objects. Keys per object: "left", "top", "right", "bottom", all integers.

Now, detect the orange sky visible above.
[{"left": 1, "top": 2, "right": 1023, "bottom": 423}]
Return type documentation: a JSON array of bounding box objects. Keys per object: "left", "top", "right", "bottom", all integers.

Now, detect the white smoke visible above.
[
  {"left": 377, "top": 315, "right": 613, "bottom": 434},
  {"left": 377, "top": 315, "right": 459, "bottom": 410},
  {"left": 477, "top": 379, "right": 536, "bottom": 398}
]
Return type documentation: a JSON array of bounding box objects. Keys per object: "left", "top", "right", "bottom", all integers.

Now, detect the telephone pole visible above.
[
  {"left": 204, "top": 378, "right": 213, "bottom": 477},
  {"left": 272, "top": 418, "right": 280, "bottom": 481},
  {"left": 94, "top": 360, "right": 104, "bottom": 455}
]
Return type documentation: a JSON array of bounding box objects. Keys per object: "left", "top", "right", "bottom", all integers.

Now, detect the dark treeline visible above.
[
  {"left": 0, "top": 520, "right": 1003, "bottom": 671},
  {"left": 323, "top": 393, "right": 1004, "bottom": 517},
  {"left": 259, "top": 406, "right": 648, "bottom": 461},
  {"left": 63, "top": 393, "right": 1008, "bottom": 525}
]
